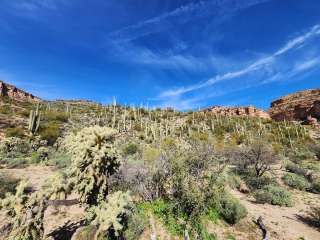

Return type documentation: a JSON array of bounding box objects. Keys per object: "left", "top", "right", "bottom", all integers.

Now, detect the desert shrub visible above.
[
  {"left": 124, "top": 207, "right": 147, "bottom": 240},
  {"left": 39, "top": 122, "right": 61, "bottom": 145},
  {"left": 193, "top": 223, "right": 217, "bottom": 240},
  {"left": 289, "top": 147, "right": 315, "bottom": 163},
  {"left": 245, "top": 175, "right": 276, "bottom": 190},
  {"left": 190, "top": 132, "right": 209, "bottom": 142},
  {"left": 142, "top": 146, "right": 160, "bottom": 163},
  {"left": 217, "top": 194, "right": 247, "bottom": 224},
  {"left": 29, "top": 147, "right": 50, "bottom": 164},
  {"left": 206, "top": 208, "right": 221, "bottom": 223},
  {"left": 6, "top": 158, "right": 28, "bottom": 169},
  {"left": 0, "top": 104, "right": 11, "bottom": 114},
  {"left": 161, "top": 137, "right": 176, "bottom": 150},
  {"left": 5, "top": 127, "right": 25, "bottom": 138},
  {"left": 17, "top": 109, "right": 30, "bottom": 118},
  {"left": 0, "top": 137, "right": 30, "bottom": 155},
  {"left": 309, "top": 143, "right": 320, "bottom": 160},
  {"left": 282, "top": 173, "right": 310, "bottom": 190},
  {"left": 230, "top": 132, "right": 246, "bottom": 145},
  {"left": 44, "top": 111, "right": 69, "bottom": 123},
  {"left": 0, "top": 174, "right": 19, "bottom": 198},
  {"left": 285, "top": 162, "right": 308, "bottom": 176},
  {"left": 227, "top": 174, "right": 242, "bottom": 190},
  {"left": 48, "top": 152, "right": 71, "bottom": 168},
  {"left": 311, "top": 180, "right": 320, "bottom": 193},
  {"left": 308, "top": 207, "right": 320, "bottom": 227},
  {"left": 122, "top": 142, "right": 138, "bottom": 156},
  {"left": 139, "top": 200, "right": 185, "bottom": 236},
  {"left": 253, "top": 185, "right": 293, "bottom": 207}
]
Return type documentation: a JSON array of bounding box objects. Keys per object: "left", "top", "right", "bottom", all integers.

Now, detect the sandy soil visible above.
[
  {"left": 0, "top": 165, "right": 54, "bottom": 190},
  {"left": 231, "top": 189, "right": 320, "bottom": 240}
]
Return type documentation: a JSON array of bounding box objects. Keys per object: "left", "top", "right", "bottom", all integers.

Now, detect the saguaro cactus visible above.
[{"left": 28, "top": 104, "right": 41, "bottom": 135}]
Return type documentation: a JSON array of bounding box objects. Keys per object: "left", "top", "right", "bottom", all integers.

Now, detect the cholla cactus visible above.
[
  {"left": 86, "top": 191, "right": 132, "bottom": 239},
  {"left": 0, "top": 181, "right": 46, "bottom": 240},
  {"left": 42, "top": 171, "right": 71, "bottom": 200},
  {"left": 65, "top": 126, "right": 120, "bottom": 205}
]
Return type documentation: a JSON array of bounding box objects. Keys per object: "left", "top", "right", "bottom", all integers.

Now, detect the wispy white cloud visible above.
[
  {"left": 105, "top": 0, "right": 272, "bottom": 72},
  {"left": 159, "top": 24, "right": 320, "bottom": 98},
  {"left": 13, "top": 0, "right": 57, "bottom": 11},
  {"left": 109, "top": 0, "right": 271, "bottom": 43},
  {"left": 293, "top": 57, "right": 320, "bottom": 72}
]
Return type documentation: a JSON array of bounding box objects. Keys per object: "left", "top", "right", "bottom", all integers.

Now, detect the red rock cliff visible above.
[
  {"left": 0, "top": 80, "right": 41, "bottom": 102},
  {"left": 269, "top": 89, "right": 320, "bottom": 122},
  {"left": 204, "top": 106, "right": 270, "bottom": 119}
]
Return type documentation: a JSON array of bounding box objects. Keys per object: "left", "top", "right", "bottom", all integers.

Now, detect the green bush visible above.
[
  {"left": 5, "top": 127, "right": 25, "bottom": 138},
  {"left": 218, "top": 194, "right": 247, "bottom": 224},
  {"left": 311, "top": 180, "right": 320, "bottom": 194},
  {"left": 227, "top": 174, "right": 242, "bottom": 190},
  {"left": 6, "top": 158, "right": 28, "bottom": 169},
  {"left": 48, "top": 152, "right": 71, "bottom": 168},
  {"left": 122, "top": 143, "right": 138, "bottom": 156},
  {"left": 246, "top": 175, "right": 276, "bottom": 190},
  {"left": 285, "top": 163, "right": 308, "bottom": 176},
  {"left": 139, "top": 200, "right": 185, "bottom": 236},
  {"left": 0, "top": 105, "right": 11, "bottom": 114},
  {"left": 206, "top": 208, "right": 220, "bottom": 223},
  {"left": 124, "top": 207, "right": 147, "bottom": 240},
  {"left": 309, "top": 143, "right": 320, "bottom": 160},
  {"left": 39, "top": 122, "right": 61, "bottom": 145},
  {"left": 282, "top": 173, "right": 310, "bottom": 191},
  {"left": 44, "top": 111, "right": 69, "bottom": 123},
  {"left": 254, "top": 185, "right": 293, "bottom": 207},
  {"left": 308, "top": 207, "right": 320, "bottom": 227},
  {"left": 0, "top": 174, "right": 19, "bottom": 198}
]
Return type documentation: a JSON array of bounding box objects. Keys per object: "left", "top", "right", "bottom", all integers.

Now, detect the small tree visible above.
[
  {"left": 246, "top": 140, "right": 279, "bottom": 177},
  {"left": 232, "top": 140, "right": 279, "bottom": 177}
]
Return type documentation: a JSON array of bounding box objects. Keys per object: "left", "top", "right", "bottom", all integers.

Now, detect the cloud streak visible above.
[
  {"left": 109, "top": 0, "right": 271, "bottom": 43},
  {"left": 106, "top": 0, "right": 272, "bottom": 72},
  {"left": 159, "top": 24, "right": 320, "bottom": 98}
]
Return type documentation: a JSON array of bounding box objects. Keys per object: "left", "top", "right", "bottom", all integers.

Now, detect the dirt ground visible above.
[
  {"left": 1, "top": 166, "right": 320, "bottom": 240},
  {"left": 231, "top": 189, "right": 320, "bottom": 240}
]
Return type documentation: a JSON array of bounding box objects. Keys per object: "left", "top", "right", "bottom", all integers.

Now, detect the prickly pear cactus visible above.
[{"left": 65, "top": 126, "right": 120, "bottom": 205}]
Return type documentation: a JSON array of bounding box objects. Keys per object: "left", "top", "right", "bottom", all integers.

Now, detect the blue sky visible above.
[{"left": 0, "top": 0, "right": 319, "bottom": 110}]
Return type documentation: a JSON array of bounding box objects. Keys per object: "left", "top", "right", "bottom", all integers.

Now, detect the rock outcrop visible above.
[
  {"left": 203, "top": 106, "right": 270, "bottom": 119},
  {"left": 269, "top": 89, "right": 320, "bottom": 123},
  {"left": 0, "top": 80, "right": 41, "bottom": 102}
]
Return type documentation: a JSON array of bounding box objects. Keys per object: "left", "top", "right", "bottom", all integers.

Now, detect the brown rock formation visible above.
[
  {"left": 0, "top": 80, "right": 41, "bottom": 102},
  {"left": 269, "top": 89, "right": 320, "bottom": 123},
  {"left": 203, "top": 106, "right": 270, "bottom": 119}
]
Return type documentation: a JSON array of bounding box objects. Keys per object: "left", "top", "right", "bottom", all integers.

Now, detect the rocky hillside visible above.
[
  {"left": 269, "top": 89, "right": 320, "bottom": 122},
  {"left": 0, "top": 80, "right": 41, "bottom": 102},
  {"left": 203, "top": 106, "right": 270, "bottom": 119}
]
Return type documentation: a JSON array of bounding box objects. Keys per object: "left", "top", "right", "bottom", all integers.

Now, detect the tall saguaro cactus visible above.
[{"left": 28, "top": 103, "right": 41, "bottom": 135}]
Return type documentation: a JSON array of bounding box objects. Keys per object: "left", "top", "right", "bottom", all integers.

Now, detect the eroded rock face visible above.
[
  {"left": 269, "top": 89, "right": 320, "bottom": 123},
  {"left": 0, "top": 80, "right": 41, "bottom": 102},
  {"left": 204, "top": 106, "right": 270, "bottom": 119}
]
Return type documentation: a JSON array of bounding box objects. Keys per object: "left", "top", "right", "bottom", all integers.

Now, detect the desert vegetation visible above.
[{"left": 0, "top": 100, "right": 319, "bottom": 240}]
